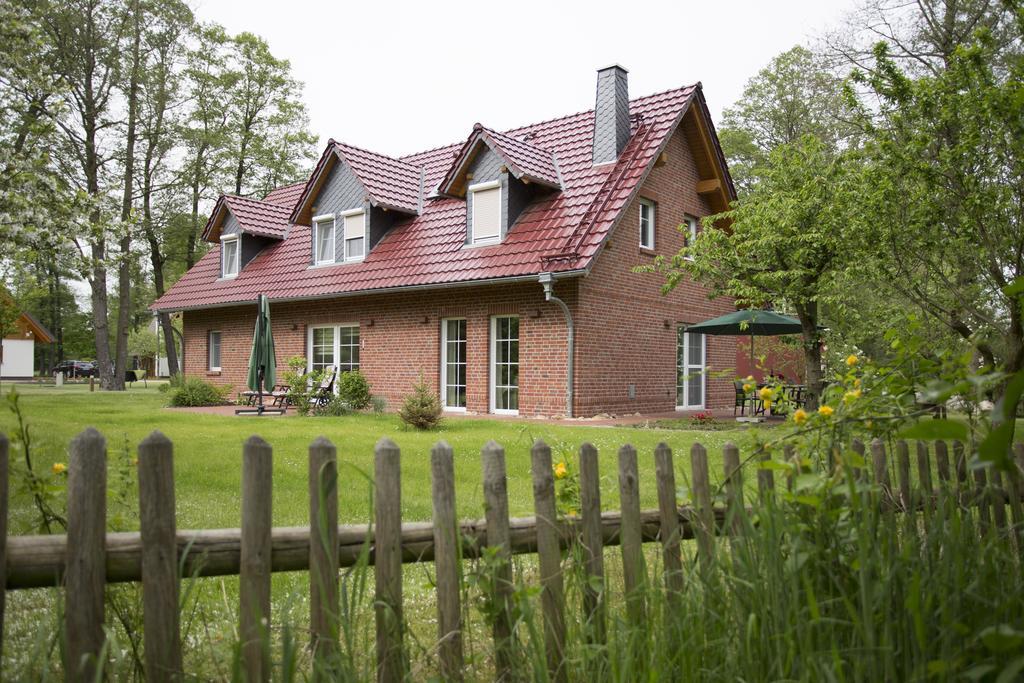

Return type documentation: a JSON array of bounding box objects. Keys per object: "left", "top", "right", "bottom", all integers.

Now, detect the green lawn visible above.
[{"left": 0, "top": 382, "right": 774, "bottom": 532}]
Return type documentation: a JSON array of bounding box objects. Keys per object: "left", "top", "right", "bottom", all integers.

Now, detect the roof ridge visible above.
[
  {"left": 333, "top": 139, "right": 422, "bottom": 169},
  {"left": 395, "top": 83, "right": 699, "bottom": 162}
]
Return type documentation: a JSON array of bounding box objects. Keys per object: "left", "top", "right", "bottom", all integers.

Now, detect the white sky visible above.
[{"left": 193, "top": 0, "right": 859, "bottom": 158}]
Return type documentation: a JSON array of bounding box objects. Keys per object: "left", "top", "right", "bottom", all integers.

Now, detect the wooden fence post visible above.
[
  {"left": 953, "top": 440, "right": 969, "bottom": 504},
  {"left": 430, "top": 441, "right": 463, "bottom": 681},
  {"left": 481, "top": 441, "right": 515, "bottom": 681},
  {"left": 723, "top": 443, "right": 745, "bottom": 536},
  {"left": 240, "top": 436, "right": 273, "bottom": 683},
  {"left": 578, "top": 442, "right": 605, "bottom": 643},
  {"left": 870, "top": 439, "right": 892, "bottom": 508},
  {"left": 309, "top": 437, "right": 339, "bottom": 675},
  {"left": 935, "top": 441, "right": 951, "bottom": 486},
  {"left": 374, "top": 437, "right": 404, "bottom": 683},
  {"left": 1005, "top": 445, "right": 1024, "bottom": 545},
  {"left": 896, "top": 441, "right": 913, "bottom": 512},
  {"left": 916, "top": 442, "right": 934, "bottom": 511},
  {"left": 531, "top": 439, "right": 566, "bottom": 683},
  {"left": 65, "top": 428, "right": 107, "bottom": 682},
  {"left": 757, "top": 447, "right": 775, "bottom": 500},
  {"left": 784, "top": 443, "right": 797, "bottom": 491},
  {"left": 973, "top": 466, "right": 992, "bottom": 536},
  {"left": 991, "top": 470, "right": 1008, "bottom": 534},
  {"left": 851, "top": 439, "right": 867, "bottom": 485},
  {"left": 690, "top": 443, "right": 714, "bottom": 573},
  {"left": 137, "top": 431, "right": 182, "bottom": 682},
  {"left": 654, "top": 443, "right": 684, "bottom": 599},
  {"left": 1015, "top": 444, "right": 1024, "bottom": 498},
  {"left": 0, "top": 432, "right": 7, "bottom": 661},
  {"left": 618, "top": 444, "right": 646, "bottom": 624}
]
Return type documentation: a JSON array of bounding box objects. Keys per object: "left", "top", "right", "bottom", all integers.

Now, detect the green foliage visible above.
[
  {"left": 336, "top": 370, "right": 371, "bottom": 410},
  {"left": 166, "top": 376, "right": 230, "bottom": 407},
  {"left": 398, "top": 375, "right": 442, "bottom": 430},
  {"left": 313, "top": 394, "right": 352, "bottom": 417},
  {"left": 719, "top": 45, "right": 857, "bottom": 193}
]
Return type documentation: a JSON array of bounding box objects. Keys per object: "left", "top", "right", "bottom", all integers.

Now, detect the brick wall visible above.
[
  {"left": 575, "top": 115, "right": 737, "bottom": 415},
  {"left": 183, "top": 279, "right": 575, "bottom": 417}
]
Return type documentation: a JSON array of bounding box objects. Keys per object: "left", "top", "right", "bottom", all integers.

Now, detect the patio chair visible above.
[
  {"left": 734, "top": 381, "right": 751, "bottom": 416},
  {"left": 310, "top": 370, "right": 337, "bottom": 409}
]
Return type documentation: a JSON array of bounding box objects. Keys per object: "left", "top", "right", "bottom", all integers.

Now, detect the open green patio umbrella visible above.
[
  {"left": 246, "top": 293, "right": 276, "bottom": 396},
  {"left": 686, "top": 309, "right": 802, "bottom": 370}
]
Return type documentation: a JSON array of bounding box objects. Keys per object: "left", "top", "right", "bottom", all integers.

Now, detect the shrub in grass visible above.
[
  {"left": 313, "top": 394, "right": 353, "bottom": 417},
  {"left": 398, "top": 376, "right": 441, "bottom": 430},
  {"left": 370, "top": 395, "right": 388, "bottom": 413},
  {"left": 337, "top": 371, "right": 371, "bottom": 410},
  {"left": 166, "top": 377, "right": 230, "bottom": 407}
]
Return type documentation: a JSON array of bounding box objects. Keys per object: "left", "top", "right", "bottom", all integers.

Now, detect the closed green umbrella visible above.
[
  {"left": 246, "top": 294, "right": 276, "bottom": 395},
  {"left": 686, "top": 309, "right": 803, "bottom": 370}
]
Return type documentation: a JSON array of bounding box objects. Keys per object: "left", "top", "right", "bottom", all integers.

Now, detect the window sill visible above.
[
  {"left": 206, "top": 370, "right": 222, "bottom": 376},
  {"left": 307, "top": 258, "right": 365, "bottom": 270},
  {"left": 443, "top": 406, "right": 467, "bottom": 414},
  {"left": 638, "top": 247, "right": 657, "bottom": 256},
  {"left": 463, "top": 239, "right": 501, "bottom": 250},
  {"left": 217, "top": 275, "right": 238, "bottom": 281}
]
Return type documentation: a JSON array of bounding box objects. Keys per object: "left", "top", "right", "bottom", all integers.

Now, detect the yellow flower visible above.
[
  {"left": 132, "top": 457, "right": 139, "bottom": 466},
  {"left": 792, "top": 408, "right": 808, "bottom": 424},
  {"left": 52, "top": 462, "right": 67, "bottom": 475},
  {"left": 743, "top": 383, "right": 754, "bottom": 393},
  {"left": 844, "top": 389, "right": 862, "bottom": 404},
  {"left": 853, "top": 378, "right": 861, "bottom": 388},
  {"left": 846, "top": 354, "right": 859, "bottom": 367},
  {"left": 568, "top": 508, "right": 577, "bottom": 517},
  {"left": 818, "top": 405, "right": 834, "bottom": 417},
  {"left": 865, "top": 420, "right": 874, "bottom": 429},
  {"left": 758, "top": 387, "right": 773, "bottom": 401},
  {"left": 554, "top": 462, "right": 567, "bottom": 480},
  {"left": 745, "top": 375, "right": 755, "bottom": 383}
]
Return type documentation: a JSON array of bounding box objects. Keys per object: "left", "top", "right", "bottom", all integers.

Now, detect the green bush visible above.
[
  {"left": 166, "top": 376, "right": 230, "bottom": 407},
  {"left": 370, "top": 395, "right": 388, "bottom": 414},
  {"left": 337, "top": 370, "right": 372, "bottom": 410},
  {"left": 398, "top": 376, "right": 442, "bottom": 430}
]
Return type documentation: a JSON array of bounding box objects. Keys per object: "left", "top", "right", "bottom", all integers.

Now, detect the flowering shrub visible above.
[{"left": 553, "top": 458, "right": 580, "bottom": 517}]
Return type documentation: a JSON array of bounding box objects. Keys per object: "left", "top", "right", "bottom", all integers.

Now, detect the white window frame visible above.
[
  {"left": 306, "top": 323, "right": 360, "bottom": 381},
  {"left": 440, "top": 318, "right": 467, "bottom": 412},
  {"left": 341, "top": 208, "right": 366, "bottom": 263},
  {"left": 208, "top": 330, "right": 222, "bottom": 371},
  {"left": 312, "top": 214, "right": 336, "bottom": 266},
  {"left": 490, "top": 315, "right": 519, "bottom": 415},
  {"left": 220, "top": 235, "right": 240, "bottom": 278},
  {"left": 639, "top": 198, "right": 655, "bottom": 250},
  {"left": 684, "top": 215, "right": 699, "bottom": 260},
  {"left": 676, "top": 329, "right": 706, "bottom": 410},
  {"left": 469, "top": 180, "right": 502, "bottom": 246}
]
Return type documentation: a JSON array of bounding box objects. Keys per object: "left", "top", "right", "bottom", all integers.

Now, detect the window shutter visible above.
[{"left": 471, "top": 185, "right": 501, "bottom": 242}]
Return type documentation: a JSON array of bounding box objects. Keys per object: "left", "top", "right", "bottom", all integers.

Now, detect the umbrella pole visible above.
[{"left": 750, "top": 331, "right": 755, "bottom": 375}]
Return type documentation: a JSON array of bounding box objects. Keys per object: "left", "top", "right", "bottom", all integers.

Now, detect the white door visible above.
[
  {"left": 676, "top": 329, "right": 706, "bottom": 409},
  {"left": 490, "top": 316, "right": 519, "bottom": 414},
  {"left": 441, "top": 319, "right": 467, "bottom": 411}
]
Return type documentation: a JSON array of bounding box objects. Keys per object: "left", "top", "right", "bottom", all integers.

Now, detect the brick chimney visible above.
[{"left": 592, "top": 65, "right": 630, "bottom": 165}]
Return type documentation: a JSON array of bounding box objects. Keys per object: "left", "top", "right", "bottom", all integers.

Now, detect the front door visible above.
[{"left": 677, "top": 329, "right": 705, "bottom": 410}]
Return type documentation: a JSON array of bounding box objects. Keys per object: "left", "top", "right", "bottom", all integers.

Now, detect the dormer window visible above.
[
  {"left": 639, "top": 198, "right": 655, "bottom": 250},
  {"left": 469, "top": 181, "right": 501, "bottom": 245},
  {"left": 313, "top": 215, "right": 335, "bottom": 265},
  {"left": 342, "top": 209, "right": 366, "bottom": 262},
  {"left": 221, "top": 236, "right": 240, "bottom": 278}
]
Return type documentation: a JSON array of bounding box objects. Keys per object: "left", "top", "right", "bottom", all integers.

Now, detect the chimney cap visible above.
[{"left": 596, "top": 64, "right": 629, "bottom": 74}]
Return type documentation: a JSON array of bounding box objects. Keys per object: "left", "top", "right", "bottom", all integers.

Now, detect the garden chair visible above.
[
  {"left": 310, "top": 370, "right": 337, "bottom": 409},
  {"left": 734, "top": 381, "right": 751, "bottom": 416}
]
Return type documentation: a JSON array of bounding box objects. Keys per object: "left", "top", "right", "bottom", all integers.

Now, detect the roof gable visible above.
[
  {"left": 291, "top": 142, "right": 422, "bottom": 224},
  {"left": 438, "top": 124, "right": 562, "bottom": 197},
  {"left": 202, "top": 195, "right": 291, "bottom": 243}
]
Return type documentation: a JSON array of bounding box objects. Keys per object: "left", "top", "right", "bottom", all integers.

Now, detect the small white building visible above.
[{"left": 1, "top": 312, "right": 54, "bottom": 379}]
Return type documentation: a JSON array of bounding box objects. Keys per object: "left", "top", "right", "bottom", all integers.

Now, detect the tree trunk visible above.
[
  {"left": 795, "top": 301, "right": 824, "bottom": 410},
  {"left": 112, "top": 0, "right": 144, "bottom": 391}
]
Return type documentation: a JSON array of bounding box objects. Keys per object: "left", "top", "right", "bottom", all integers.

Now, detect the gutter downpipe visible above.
[{"left": 538, "top": 273, "right": 574, "bottom": 418}]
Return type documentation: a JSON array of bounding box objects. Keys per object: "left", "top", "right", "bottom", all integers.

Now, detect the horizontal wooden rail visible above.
[{"left": 5, "top": 507, "right": 729, "bottom": 590}]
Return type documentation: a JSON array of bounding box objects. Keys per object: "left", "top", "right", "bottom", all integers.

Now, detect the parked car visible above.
[{"left": 51, "top": 360, "right": 96, "bottom": 378}]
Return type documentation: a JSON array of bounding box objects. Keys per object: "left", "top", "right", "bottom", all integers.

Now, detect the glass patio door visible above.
[{"left": 677, "top": 329, "right": 706, "bottom": 409}]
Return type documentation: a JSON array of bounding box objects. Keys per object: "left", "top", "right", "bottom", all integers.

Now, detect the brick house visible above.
[{"left": 152, "top": 66, "right": 738, "bottom": 417}]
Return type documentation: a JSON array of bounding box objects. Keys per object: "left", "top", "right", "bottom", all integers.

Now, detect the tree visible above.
[
  {"left": 648, "top": 136, "right": 854, "bottom": 408},
  {"left": 850, "top": 18, "right": 1024, "bottom": 401},
  {"left": 226, "top": 32, "right": 315, "bottom": 197},
  {"left": 718, "top": 46, "right": 857, "bottom": 193}
]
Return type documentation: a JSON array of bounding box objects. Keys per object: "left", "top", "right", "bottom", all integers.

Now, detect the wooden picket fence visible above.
[{"left": 0, "top": 430, "right": 1023, "bottom": 682}]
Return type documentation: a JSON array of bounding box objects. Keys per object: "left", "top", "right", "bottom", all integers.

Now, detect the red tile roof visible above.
[
  {"left": 153, "top": 84, "right": 707, "bottom": 312},
  {"left": 262, "top": 182, "right": 306, "bottom": 209},
  {"left": 439, "top": 124, "right": 562, "bottom": 195},
  {"left": 202, "top": 195, "right": 292, "bottom": 242}
]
